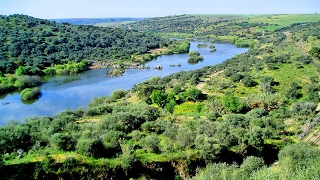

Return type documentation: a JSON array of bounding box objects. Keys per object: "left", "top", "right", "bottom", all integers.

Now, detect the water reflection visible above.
[{"left": 0, "top": 42, "right": 249, "bottom": 124}]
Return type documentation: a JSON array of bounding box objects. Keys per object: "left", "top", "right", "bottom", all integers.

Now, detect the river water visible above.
[{"left": 0, "top": 42, "right": 248, "bottom": 124}]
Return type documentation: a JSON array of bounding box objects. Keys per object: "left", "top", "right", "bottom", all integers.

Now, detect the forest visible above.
[
  {"left": 1, "top": 14, "right": 320, "bottom": 179},
  {"left": 0, "top": 14, "right": 189, "bottom": 95}
]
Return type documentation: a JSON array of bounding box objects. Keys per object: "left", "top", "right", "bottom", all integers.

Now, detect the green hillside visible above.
[
  {"left": 1, "top": 14, "right": 320, "bottom": 179},
  {"left": 0, "top": 14, "right": 189, "bottom": 95}
]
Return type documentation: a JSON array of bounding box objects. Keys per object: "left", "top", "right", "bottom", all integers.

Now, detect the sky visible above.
[{"left": 0, "top": 0, "right": 319, "bottom": 19}]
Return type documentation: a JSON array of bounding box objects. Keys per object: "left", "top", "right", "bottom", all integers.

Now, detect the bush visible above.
[
  {"left": 109, "top": 89, "right": 127, "bottom": 102},
  {"left": 294, "top": 55, "right": 313, "bottom": 64},
  {"left": 20, "top": 87, "right": 41, "bottom": 100},
  {"left": 242, "top": 75, "right": 256, "bottom": 87},
  {"left": 75, "top": 137, "right": 105, "bottom": 157},
  {"left": 230, "top": 73, "right": 244, "bottom": 82},
  {"left": 285, "top": 82, "right": 301, "bottom": 99},
  {"left": 49, "top": 133, "right": 74, "bottom": 151},
  {"left": 186, "top": 88, "right": 202, "bottom": 102},
  {"left": 239, "top": 156, "right": 265, "bottom": 177},
  {"left": 141, "top": 134, "right": 160, "bottom": 153},
  {"left": 222, "top": 95, "right": 243, "bottom": 113},
  {"left": 165, "top": 100, "right": 177, "bottom": 113},
  {"left": 246, "top": 108, "right": 268, "bottom": 119},
  {"left": 292, "top": 101, "right": 317, "bottom": 115},
  {"left": 14, "top": 75, "right": 42, "bottom": 89}
]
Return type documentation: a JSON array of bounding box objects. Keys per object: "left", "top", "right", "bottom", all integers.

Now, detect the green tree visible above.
[
  {"left": 186, "top": 88, "right": 202, "bottom": 102},
  {"left": 75, "top": 137, "right": 105, "bottom": 157},
  {"left": 49, "top": 133, "right": 74, "bottom": 151},
  {"left": 141, "top": 133, "right": 160, "bottom": 153},
  {"left": 15, "top": 66, "right": 26, "bottom": 76},
  {"left": 150, "top": 90, "right": 167, "bottom": 108},
  {"left": 20, "top": 87, "right": 41, "bottom": 100},
  {"left": 222, "top": 95, "right": 243, "bottom": 113},
  {"left": 239, "top": 156, "right": 265, "bottom": 178},
  {"left": 165, "top": 100, "right": 176, "bottom": 113}
]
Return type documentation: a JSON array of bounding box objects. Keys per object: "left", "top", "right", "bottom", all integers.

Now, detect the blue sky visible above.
[{"left": 0, "top": 0, "right": 319, "bottom": 19}]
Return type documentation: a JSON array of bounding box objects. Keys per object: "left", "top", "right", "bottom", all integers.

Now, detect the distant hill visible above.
[
  {"left": 0, "top": 14, "right": 166, "bottom": 74},
  {"left": 51, "top": 17, "right": 145, "bottom": 25}
]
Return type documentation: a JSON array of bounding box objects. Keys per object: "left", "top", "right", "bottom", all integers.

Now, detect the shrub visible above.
[
  {"left": 285, "top": 82, "right": 301, "bottom": 99},
  {"left": 294, "top": 55, "right": 313, "bottom": 64},
  {"left": 292, "top": 101, "right": 317, "bottom": 115},
  {"left": 75, "top": 137, "right": 105, "bottom": 157},
  {"left": 109, "top": 89, "right": 127, "bottom": 102},
  {"left": 20, "top": 87, "right": 41, "bottom": 100},
  {"left": 49, "top": 133, "right": 74, "bottom": 151},
  {"left": 222, "top": 95, "right": 243, "bottom": 113},
  {"left": 141, "top": 134, "right": 160, "bottom": 153},
  {"left": 14, "top": 75, "right": 42, "bottom": 89},
  {"left": 186, "top": 88, "right": 202, "bottom": 102},
  {"left": 242, "top": 75, "right": 256, "bottom": 87},
  {"left": 246, "top": 108, "right": 268, "bottom": 119}
]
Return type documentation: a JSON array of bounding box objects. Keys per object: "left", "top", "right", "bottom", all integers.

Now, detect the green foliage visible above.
[
  {"left": 309, "top": 46, "right": 320, "bottom": 58},
  {"left": 141, "top": 133, "right": 160, "bottom": 153},
  {"left": 285, "top": 82, "right": 301, "bottom": 99},
  {"left": 49, "top": 133, "right": 74, "bottom": 151},
  {"left": 20, "top": 87, "right": 41, "bottom": 100},
  {"left": 109, "top": 89, "right": 127, "bottom": 102},
  {"left": 167, "top": 41, "right": 190, "bottom": 53},
  {"left": 188, "top": 51, "right": 203, "bottom": 63},
  {"left": 185, "top": 88, "right": 202, "bottom": 102},
  {"left": 293, "top": 55, "right": 313, "bottom": 64},
  {"left": 150, "top": 90, "right": 167, "bottom": 108},
  {"left": 239, "top": 156, "right": 265, "bottom": 178},
  {"left": 0, "top": 14, "right": 169, "bottom": 74},
  {"left": 222, "top": 95, "right": 243, "bottom": 113},
  {"left": 278, "top": 143, "right": 320, "bottom": 171},
  {"left": 142, "top": 54, "right": 157, "bottom": 61},
  {"left": 292, "top": 101, "right": 317, "bottom": 115},
  {"left": 76, "top": 137, "right": 104, "bottom": 157},
  {"left": 242, "top": 75, "right": 256, "bottom": 87},
  {"left": 165, "top": 99, "right": 177, "bottom": 113},
  {"left": 14, "top": 75, "right": 42, "bottom": 90}
]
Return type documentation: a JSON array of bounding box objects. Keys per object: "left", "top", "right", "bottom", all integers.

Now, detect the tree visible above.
[
  {"left": 242, "top": 75, "right": 256, "bottom": 87},
  {"left": 239, "top": 156, "right": 265, "bottom": 178},
  {"left": 75, "top": 137, "right": 105, "bottom": 157},
  {"left": 222, "top": 95, "right": 243, "bottom": 113},
  {"left": 150, "top": 90, "right": 167, "bottom": 108},
  {"left": 165, "top": 99, "right": 176, "bottom": 113},
  {"left": 141, "top": 133, "right": 160, "bottom": 153},
  {"left": 186, "top": 88, "right": 202, "bottom": 102},
  {"left": 20, "top": 87, "right": 41, "bottom": 100},
  {"left": 15, "top": 66, "right": 26, "bottom": 76},
  {"left": 285, "top": 82, "right": 301, "bottom": 99},
  {"left": 49, "top": 133, "right": 74, "bottom": 151}
]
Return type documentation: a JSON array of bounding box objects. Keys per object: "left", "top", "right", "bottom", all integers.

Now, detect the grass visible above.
[
  {"left": 173, "top": 101, "right": 204, "bottom": 116},
  {"left": 263, "top": 63, "right": 317, "bottom": 94}
]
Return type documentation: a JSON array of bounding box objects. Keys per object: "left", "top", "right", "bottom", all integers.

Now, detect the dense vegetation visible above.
[
  {"left": 0, "top": 14, "right": 167, "bottom": 74},
  {"left": 1, "top": 14, "right": 320, "bottom": 179},
  {"left": 0, "top": 14, "right": 189, "bottom": 94}
]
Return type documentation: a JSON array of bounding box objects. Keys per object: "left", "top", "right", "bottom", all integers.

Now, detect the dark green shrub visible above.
[
  {"left": 141, "top": 134, "right": 160, "bottom": 153},
  {"left": 246, "top": 108, "right": 268, "bottom": 119},
  {"left": 242, "top": 75, "right": 256, "bottom": 87},
  {"left": 49, "top": 133, "right": 74, "bottom": 151},
  {"left": 75, "top": 137, "right": 105, "bottom": 157},
  {"left": 292, "top": 101, "right": 317, "bottom": 115}
]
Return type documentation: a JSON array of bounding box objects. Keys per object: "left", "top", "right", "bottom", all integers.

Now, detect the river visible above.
[{"left": 0, "top": 42, "right": 248, "bottom": 124}]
